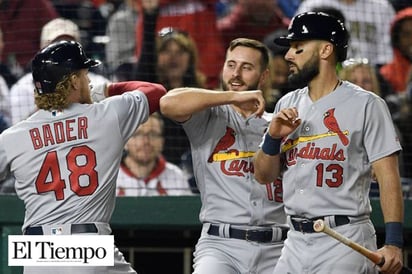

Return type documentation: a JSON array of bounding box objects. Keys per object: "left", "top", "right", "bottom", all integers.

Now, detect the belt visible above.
[
  {"left": 24, "top": 223, "right": 98, "bottom": 235},
  {"left": 291, "top": 215, "right": 350, "bottom": 233},
  {"left": 207, "top": 224, "right": 288, "bottom": 243}
]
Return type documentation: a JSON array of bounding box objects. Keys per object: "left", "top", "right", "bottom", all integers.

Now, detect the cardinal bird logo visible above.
[
  {"left": 208, "top": 127, "right": 236, "bottom": 162},
  {"left": 323, "top": 108, "right": 349, "bottom": 146}
]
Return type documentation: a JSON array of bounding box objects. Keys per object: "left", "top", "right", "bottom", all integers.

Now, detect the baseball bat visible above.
[
  {"left": 313, "top": 219, "right": 384, "bottom": 265},
  {"left": 313, "top": 219, "right": 412, "bottom": 274}
]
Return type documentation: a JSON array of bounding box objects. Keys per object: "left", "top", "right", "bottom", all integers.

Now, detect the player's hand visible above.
[
  {"left": 268, "top": 107, "right": 301, "bottom": 138},
  {"left": 232, "top": 90, "right": 266, "bottom": 118},
  {"left": 90, "top": 82, "right": 109, "bottom": 102},
  {"left": 377, "top": 245, "right": 403, "bottom": 274}
]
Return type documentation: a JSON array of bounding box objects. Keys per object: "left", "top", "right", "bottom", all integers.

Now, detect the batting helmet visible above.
[
  {"left": 32, "top": 40, "right": 100, "bottom": 94},
  {"left": 274, "top": 11, "right": 349, "bottom": 62}
]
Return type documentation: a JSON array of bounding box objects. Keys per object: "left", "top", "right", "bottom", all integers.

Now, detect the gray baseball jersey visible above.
[
  {"left": 275, "top": 80, "right": 401, "bottom": 218},
  {"left": 272, "top": 81, "right": 401, "bottom": 274},
  {"left": 184, "top": 104, "right": 286, "bottom": 274},
  {"left": 0, "top": 91, "right": 149, "bottom": 231},
  {"left": 183, "top": 105, "right": 286, "bottom": 225}
]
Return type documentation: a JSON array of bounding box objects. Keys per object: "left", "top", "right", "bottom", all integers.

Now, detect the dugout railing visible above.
[{"left": 0, "top": 195, "right": 411, "bottom": 274}]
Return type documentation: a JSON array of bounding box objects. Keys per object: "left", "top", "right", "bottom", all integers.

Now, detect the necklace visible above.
[{"left": 333, "top": 80, "right": 341, "bottom": 91}]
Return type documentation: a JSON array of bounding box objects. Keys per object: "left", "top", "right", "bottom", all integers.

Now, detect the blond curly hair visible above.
[{"left": 34, "top": 72, "right": 78, "bottom": 111}]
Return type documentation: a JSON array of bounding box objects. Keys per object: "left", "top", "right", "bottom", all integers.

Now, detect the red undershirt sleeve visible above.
[{"left": 108, "top": 81, "right": 167, "bottom": 114}]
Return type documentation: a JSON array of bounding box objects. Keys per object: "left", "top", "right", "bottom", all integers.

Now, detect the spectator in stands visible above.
[
  {"left": 0, "top": 0, "right": 58, "bottom": 77},
  {"left": 53, "top": 0, "right": 112, "bottom": 65},
  {"left": 340, "top": 58, "right": 383, "bottom": 96},
  {"left": 127, "top": 3, "right": 207, "bottom": 90},
  {"left": 155, "top": 28, "right": 206, "bottom": 90},
  {"left": 135, "top": 0, "right": 225, "bottom": 88},
  {"left": 156, "top": 28, "right": 206, "bottom": 165},
  {"left": 380, "top": 7, "right": 412, "bottom": 94},
  {"left": 131, "top": 1, "right": 207, "bottom": 165},
  {"left": 0, "top": 28, "right": 17, "bottom": 88},
  {"left": 0, "top": 26, "right": 11, "bottom": 126},
  {"left": 339, "top": 58, "right": 405, "bottom": 177},
  {"left": 380, "top": 8, "right": 412, "bottom": 178},
  {"left": 105, "top": 0, "right": 140, "bottom": 75},
  {"left": 217, "top": 0, "right": 290, "bottom": 47},
  {"left": 0, "top": 28, "right": 13, "bottom": 194},
  {"left": 9, "top": 18, "right": 110, "bottom": 125},
  {"left": 0, "top": 73, "right": 10, "bottom": 127},
  {"left": 296, "top": 0, "right": 396, "bottom": 67},
  {"left": 116, "top": 112, "right": 193, "bottom": 196}
]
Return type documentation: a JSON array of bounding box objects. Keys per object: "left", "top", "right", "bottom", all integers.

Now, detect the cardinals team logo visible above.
[
  {"left": 208, "top": 127, "right": 236, "bottom": 162},
  {"left": 323, "top": 108, "right": 349, "bottom": 146},
  {"left": 208, "top": 126, "right": 255, "bottom": 177},
  {"left": 282, "top": 108, "right": 350, "bottom": 152},
  {"left": 282, "top": 108, "right": 349, "bottom": 166}
]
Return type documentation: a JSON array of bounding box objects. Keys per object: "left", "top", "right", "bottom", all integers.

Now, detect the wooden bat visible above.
[
  {"left": 313, "top": 219, "right": 385, "bottom": 266},
  {"left": 313, "top": 219, "right": 412, "bottom": 273}
]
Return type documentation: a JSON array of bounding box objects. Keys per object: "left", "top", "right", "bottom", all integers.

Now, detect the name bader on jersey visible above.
[{"left": 29, "top": 116, "right": 88, "bottom": 150}]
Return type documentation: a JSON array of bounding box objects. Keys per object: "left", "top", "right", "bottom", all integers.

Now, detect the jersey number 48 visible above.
[{"left": 35, "top": 145, "right": 98, "bottom": 200}]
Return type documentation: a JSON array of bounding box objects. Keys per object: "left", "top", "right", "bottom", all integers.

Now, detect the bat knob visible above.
[{"left": 313, "top": 219, "right": 325, "bottom": 232}]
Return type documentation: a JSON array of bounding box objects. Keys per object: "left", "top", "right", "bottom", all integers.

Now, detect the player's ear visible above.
[
  {"left": 259, "top": 68, "right": 270, "bottom": 87},
  {"left": 320, "top": 42, "right": 334, "bottom": 60},
  {"left": 69, "top": 72, "right": 80, "bottom": 90}
]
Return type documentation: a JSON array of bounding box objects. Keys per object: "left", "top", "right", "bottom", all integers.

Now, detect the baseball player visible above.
[
  {"left": 161, "top": 38, "right": 288, "bottom": 274},
  {"left": 0, "top": 40, "right": 166, "bottom": 274},
  {"left": 253, "top": 12, "right": 404, "bottom": 274}
]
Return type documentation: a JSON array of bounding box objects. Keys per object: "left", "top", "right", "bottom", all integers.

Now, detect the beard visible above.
[{"left": 288, "top": 54, "right": 320, "bottom": 87}]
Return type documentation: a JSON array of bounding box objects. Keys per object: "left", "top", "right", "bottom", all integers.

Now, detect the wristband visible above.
[
  {"left": 385, "top": 222, "right": 403, "bottom": 248},
  {"left": 261, "top": 133, "right": 282, "bottom": 156}
]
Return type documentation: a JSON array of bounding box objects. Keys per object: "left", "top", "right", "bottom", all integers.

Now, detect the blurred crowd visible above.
[{"left": 0, "top": 0, "right": 412, "bottom": 197}]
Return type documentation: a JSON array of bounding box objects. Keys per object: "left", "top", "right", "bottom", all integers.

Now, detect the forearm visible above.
[
  {"left": 379, "top": 179, "right": 404, "bottom": 223},
  {"left": 374, "top": 154, "right": 404, "bottom": 250},
  {"left": 253, "top": 149, "right": 281, "bottom": 184},
  {"left": 160, "top": 88, "right": 236, "bottom": 122},
  {"left": 374, "top": 155, "right": 404, "bottom": 223}
]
